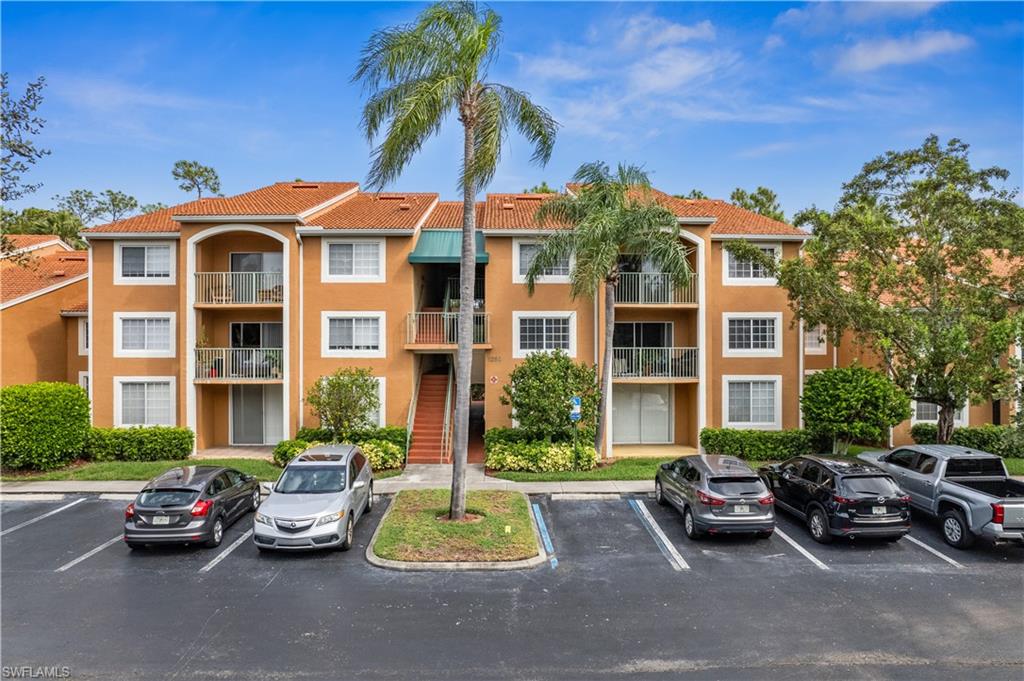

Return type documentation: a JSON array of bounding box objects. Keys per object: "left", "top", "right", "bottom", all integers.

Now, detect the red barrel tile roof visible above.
[
  {"left": 306, "top": 193, "right": 438, "bottom": 230},
  {"left": 2, "top": 251, "right": 88, "bottom": 304},
  {"left": 422, "top": 201, "right": 485, "bottom": 229}
]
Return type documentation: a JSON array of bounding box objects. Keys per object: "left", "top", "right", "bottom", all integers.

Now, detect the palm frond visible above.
[
  {"left": 465, "top": 88, "right": 507, "bottom": 191},
  {"left": 488, "top": 83, "right": 558, "bottom": 166}
]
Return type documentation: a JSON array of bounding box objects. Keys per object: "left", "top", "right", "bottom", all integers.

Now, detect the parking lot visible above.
[{"left": 2, "top": 493, "right": 1022, "bottom": 680}]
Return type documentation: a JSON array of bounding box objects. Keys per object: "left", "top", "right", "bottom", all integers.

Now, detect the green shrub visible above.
[
  {"left": 86, "top": 426, "right": 193, "bottom": 462},
  {"left": 997, "top": 427, "right": 1024, "bottom": 457},
  {"left": 306, "top": 368, "right": 380, "bottom": 434},
  {"left": 296, "top": 427, "right": 334, "bottom": 442},
  {"left": 499, "top": 351, "right": 600, "bottom": 443},
  {"left": 359, "top": 439, "right": 404, "bottom": 470},
  {"left": 273, "top": 439, "right": 309, "bottom": 467},
  {"left": 294, "top": 425, "right": 408, "bottom": 453},
  {"left": 699, "top": 428, "right": 816, "bottom": 460},
  {"left": 483, "top": 427, "right": 530, "bottom": 452},
  {"left": 1, "top": 382, "right": 91, "bottom": 470},
  {"left": 485, "top": 440, "right": 597, "bottom": 472},
  {"left": 910, "top": 423, "right": 938, "bottom": 444},
  {"left": 950, "top": 425, "right": 1021, "bottom": 457}
]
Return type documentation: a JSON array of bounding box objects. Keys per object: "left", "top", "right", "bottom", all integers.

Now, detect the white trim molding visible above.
[
  {"left": 320, "top": 311, "right": 387, "bottom": 358},
  {"left": 113, "top": 375, "right": 178, "bottom": 427},
  {"left": 372, "top": 377, "right": 387, "bottom": 427},
  {"left": 77, "top": 317, "right": 89, "bottom": 356},
  {"left": 512, "top": 310, "right": 577, "bottom": 358},
  {"left": 113, "top": 311, "right": 177, "bottom": 358},
  {"left": 722, "top": 312, "right": 783, "bottom": 358},
  {"left": 114, "top": 240, "right": 177, "bottom": 285},
  {"left": 722, "top": 242, "right": 781, "bottom": 286},
  {"left": 722, "top": 375, "right": 783, "bottom": 431},
  {"left": 712, "top": 233, "right": 809, "bottom": 242},
  {"left": 512, "top": 237, "right": 573, "bottom": 285},
  {"left": 321, "top": 237, "right": 386, "bottom": 283}
]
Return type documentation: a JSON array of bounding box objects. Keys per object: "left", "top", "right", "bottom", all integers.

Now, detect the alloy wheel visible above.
[
  {"left": 655, "top": 481, "right": 663, "bottom": 504},
  {"left": 944, "top": 517, "right": 962, "bottom": 543},
  {"left": 810, "top": 513, "right": 825, "bottom": 539},
  {"left": 684, "top": 510, "right": 693, "bottom": 535},
  {"left": 346, "top": 516, "right": 354, "bottom": 545},
  {"left": 252, "top": 489, "right": 260, "bottom": 510},
  {"left": 213, "top": 520, "right": 223, "bottom": 544}
]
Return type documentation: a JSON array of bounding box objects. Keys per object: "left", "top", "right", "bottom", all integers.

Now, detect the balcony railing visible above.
[
  {"left": 406, "top": 312, "right": 489, "bottom": 345},
  {"left": 612, "top": 347, "right": 698, "bottom": 379},
  {"left": 195, "top": 348, "right": 283, "bottom": 381},
  {"left": 195, "top": 272, "right": 284, "bottom": 305},
  {"left": 615, "top": 272, "right": 696, "bottom": 305}
]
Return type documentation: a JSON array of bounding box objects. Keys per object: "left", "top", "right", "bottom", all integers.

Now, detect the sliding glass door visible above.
[
  {"left": 612, "top": 384, "right": 672, "bottom": 444},
  {"left": 231, "top": 384, "right": 283, "bottom": 445}
]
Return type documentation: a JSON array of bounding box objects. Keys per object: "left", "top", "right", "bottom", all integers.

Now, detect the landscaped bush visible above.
[
  {"left": 296, "top": 427, "right": 334, "bottom": 443},
  {"left": 86, "top": 426, "right": 193, "bottom": 462},
  {"left": 359, "top": 439, "right": 404, "bottom": 470},
  {"left": 483, "top": 427, "right": 531, "bottom": 452},
  {"left": 485, "top": 439, "right": 598, "bottom": 472},
  {"left": 699, "top": 428, "right": 816, "bottom": 460},
  {"left": 910, "top": 423, "right": 1022, "bottom": 456},
  {"left": 294, "top": 425, "right": 408, "bottom": 453},
  {"left": 910, "top": 423, "right": 938, "bottom": 444},
  {"left": 273, "top": 439, "right": 310, "bottom": 467},
  {"left": 0, "top": 382, "right": 91, "bottom": 470},
  {"left": 499, "top": 351, "right": 600, "bottom": 443}
]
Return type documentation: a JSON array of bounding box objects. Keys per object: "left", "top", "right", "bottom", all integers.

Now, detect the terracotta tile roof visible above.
[
  {"left": 422, "top": 201, "right": 485, "bottom": 229},
  {"left": 1, "top": 251, "right": 88, "bottom": 304},
  {"left": 61, "top": 298, "right": 88, "bottom": 314},
  {"left": 480, "top": 193, "right": 568, "bottom": 230},
  {"left": 83, "top": 204, "right": 187, "bottom": 234},
  {"left": 306, "top": 192, "right": 438, "bottom": 230},
  {"left": 651, "top": 191, "right": 807, "bottom": 237},
  {"left": 5, "top": 234, "right": 63, "bottom": 250},
  {"left": 173, "top": 182, "right": 358, "bottom": 217}
]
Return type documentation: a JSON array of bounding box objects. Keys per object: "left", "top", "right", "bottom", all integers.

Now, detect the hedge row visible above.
[
  {"left": 273, "top": 438, "right": 405, "bottom": 470},
  {"left": 910, "top": 424, "right": 1023, "bottom": 457},
  {"left": 86, "top": 427, "right": 193, "bottom": 462},
  {"left": 699, "top": 428, "right": 817, "bottom": 460},
  {"left": 1, "top": 382, "right": 91, "bottom": 470},
  {"left": 295, "top": 426, "right": 408, "bottom": 453},
  {"left": 483, "top": 427, "right": 598, "bottom": 472}
]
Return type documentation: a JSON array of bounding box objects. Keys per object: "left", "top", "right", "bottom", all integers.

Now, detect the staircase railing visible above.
[
  {"left": 440, "top": 363, "right": 455, "bottom": 462},
  {"left": 404, "top": 358, "right": 422, "bottom": 464}
]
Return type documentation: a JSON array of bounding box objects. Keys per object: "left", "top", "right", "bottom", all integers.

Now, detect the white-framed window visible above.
[
  {"left": 114, "top": 241, "right": 175, "bottom": 285},
  {"left": 78, "top": 371, "right": 89, "bottom": 392},
  {"left": 722, "top": 375, "right": 782, "bottom": 430},
  {"left": 803, "top": 322, "right": 826, "bottom": 355},
  {"left": 911, "top": 401, "right": 968, "bottom": 427},
  {"left": 114, "top": 376, "right": 176, "bottom": 427},
  {"left": 723, "top": 312, "right": 782, "bottom": 357},
  {"left": 722, "top": 243, "right": 780, "bottom": 286},
  {"left": 114, "top": 312, "right": 176, "bottom": 358},
  {"left": 321, "top": 311, "right": 386, "bottom": 357},
  {"left": 321, "top": 238, "right": 385, "bottom": 283},
  {"left": 512, "top": 238, "right": 572, "bottom": 284},
  {"left": 513, "top": 311, "right": 576, "bottom": 358},
  {"left": 77, "top": 318, "right": 89, "bottom": 356}
]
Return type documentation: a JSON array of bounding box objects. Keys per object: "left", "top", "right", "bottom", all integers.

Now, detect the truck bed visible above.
[{"left": 945, "top": 477, "right": 1024, "bottom": 500}]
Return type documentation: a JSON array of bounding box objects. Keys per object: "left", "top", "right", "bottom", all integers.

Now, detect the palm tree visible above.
[
  {"left": 526, "top": 162, "right": 693, "bottom": 453},
  {"left": 354, "top": 1, "right": 557, "bottom": 519}
]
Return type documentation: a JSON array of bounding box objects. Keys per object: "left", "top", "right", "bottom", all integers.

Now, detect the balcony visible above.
[
  {"left": 405, "top": 312, "right": 490, "bottom": 349},
  {"left": 612, "top": 347, "right": 698, "bottom": 382},
  {"left": 445, "top": 276, "right": 486, "bottom": 309},
  {"left": 195, "top": 348, "right": 283, "bottom": 383},
  {"left": 615, "top": 272, "right": 696, "bottom": 306},
  {"left": 195, "top": 272, "right": 284, "bottom": 307}
]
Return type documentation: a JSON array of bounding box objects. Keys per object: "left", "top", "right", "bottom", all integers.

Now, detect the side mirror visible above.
[
  {"left": 660, "top": 462, "right": 672, "bottom": 471},
  {"left": 242, "top": 473, "right": 255, "bottom": 482},
  {"left": 353, "top": 480, "right": 367, "bottom": 490}
]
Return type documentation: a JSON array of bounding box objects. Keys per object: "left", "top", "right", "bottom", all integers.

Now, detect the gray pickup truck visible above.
[{"left": 858, "top": 444, "right": 1024, "bottom": 549}]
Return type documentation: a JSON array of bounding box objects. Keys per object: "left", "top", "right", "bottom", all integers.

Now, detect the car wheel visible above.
[
  {"left": 655, "top": 479, "right": 666, "bottom": 506},
  {"left": 339, "top": 514, "right": 354, "bottom": 551},
  {"left": 205, "top": 517, "right": 224, "bottom": 548},
  {"left": 683, "top": 507, "right": 703, "bottom": 540},
  {"left": 250, "top": 487, "right": 261, "bottom": 511},
  {"left": 941, "top": 509, "right": 975, "bottom": 549},
  {"left": 365, "top": 483, "right": 374, "bottom": 513},
  {"left": 807, "top": 507, "right": 833, "bottom": 544}
]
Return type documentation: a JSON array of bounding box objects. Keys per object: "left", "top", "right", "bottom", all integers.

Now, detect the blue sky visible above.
[{"left": 3, "top": 1, "right": 1022, "bottom": 218}]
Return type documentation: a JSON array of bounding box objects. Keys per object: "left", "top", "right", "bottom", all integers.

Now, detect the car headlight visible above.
[
  {"left": 316, "top": 511, "right": 343, "bottom": 526},
  {"left": 255, "top": 512, "right": 274, "bottom": 526}
]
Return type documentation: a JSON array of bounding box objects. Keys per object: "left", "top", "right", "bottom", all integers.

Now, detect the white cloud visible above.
[
  {"left": 762, "top": 34, "right": 786, "bottom": 52},
  {"left": 835, "top": 30, "right": 973, "bottom": 72},
  {"left": 628, "top": 48, "right": 738, "bottom": 94},
  {"left": 776, "top": 2, "right": 942, "bottom": 34},
  {"left": 517, "top": 55, "right": 591, "bottom": 82},
  {"left": 50, "top": 75, "right": 214, "bottom": 113},
  {"left": 618, "top": 16, "right": 715, "bottom": 50}
]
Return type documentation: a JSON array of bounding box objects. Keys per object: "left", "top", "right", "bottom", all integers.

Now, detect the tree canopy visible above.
[
  {"left": 730, "top": 186, "right": 785, "bottom": 222},
  {"left": 523, "top": 181, "right": 557, "bottom": 194},
  {"left": 0, "top": 208, "right": 86, "bottom": 249},
  {"left": 1, "top": 74, "right": 49, "bottom": 204},
  {"left": 172, "top": 160, "right": 221, "bottom": 199}
]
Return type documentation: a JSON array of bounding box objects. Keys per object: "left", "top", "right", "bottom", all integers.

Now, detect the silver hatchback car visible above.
[
  {"left": 655, "top": 455, "right": 775, "bottom": 539},
  {"left": 253, "top": 445, "right": 374, "bottom": 551}
]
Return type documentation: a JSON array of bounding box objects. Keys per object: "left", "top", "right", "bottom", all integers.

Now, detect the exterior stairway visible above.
[{"left": 406, "top": 373, "right": 451, "bottom": 464}]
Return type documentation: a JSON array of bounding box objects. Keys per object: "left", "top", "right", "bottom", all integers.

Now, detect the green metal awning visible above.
[{"left": 408, "top": 229, "right": 489, "bottom": 264}]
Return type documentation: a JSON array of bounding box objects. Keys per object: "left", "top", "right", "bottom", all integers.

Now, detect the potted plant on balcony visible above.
[
  {"left": 195, "top": 327, "right": 216, "bottom": 378},
  {"left": 268, "top": 350, "right": 283, "bottom": 379}
]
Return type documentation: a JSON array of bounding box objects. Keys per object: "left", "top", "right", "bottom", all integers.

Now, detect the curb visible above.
[{"left": 364, "top": 491, "right": 548, "bottom": 572}]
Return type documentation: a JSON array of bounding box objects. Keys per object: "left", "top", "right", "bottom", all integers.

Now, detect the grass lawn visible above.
[
  {"left": 1, "top": 459, "right": 405, "bottom": 482},
  {"left": 1004, "top": 458, "right": 1024, "bottom": 476},
  {"left": 372, "top": 489, "right": 538, "bottom": 562}
]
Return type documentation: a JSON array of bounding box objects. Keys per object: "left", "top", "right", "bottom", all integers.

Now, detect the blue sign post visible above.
[{"left": 569, "top": 396, "right": 582, "bottom": 422}]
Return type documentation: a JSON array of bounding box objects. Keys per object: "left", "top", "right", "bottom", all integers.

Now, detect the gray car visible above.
[
  {"left": 253, "top": 445, "right": 374, "bottom": 551},
  {"left": 656, "top": 455, "right": 775, "bottom": 539}
]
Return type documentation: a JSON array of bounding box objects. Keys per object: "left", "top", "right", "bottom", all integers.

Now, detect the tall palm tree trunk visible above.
[
  {"left": 595, "top": 278, "right": 616, "bottom": 455},
  {"left": 450, "top": 121, "right": 476, "bottom": 520}
]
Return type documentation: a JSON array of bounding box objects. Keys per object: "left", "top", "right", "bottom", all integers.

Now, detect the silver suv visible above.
[
  {"left": 656, "top": 455, "right": 775, "bottom": 539},
  {"left": 253, "top": 445, "right": 374, "bottom": 551}
]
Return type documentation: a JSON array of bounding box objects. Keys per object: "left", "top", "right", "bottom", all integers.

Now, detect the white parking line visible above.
[
  {"left": 199, "top": 529, "right": 254, "bottom": 573},
  {"left": 55, "top": 535, "right": 122, "bottom": 572},
  {"left": 773, "top": 528, "right": 830, "bottom": 571},
  {"left": 1, "top": 498, "right": 86, "bottom": 537},
  {"left": 98, "top": 494, "right": 137, "bottom": 501},
  {"left": 0, "top": 494, "right": 66, "bottom": 502},
  {"left": 630, "top": 499, "right": 689, "bottom": 571},
  {"left": 905, "top": 535, "right": 965, "bottom": 569}
]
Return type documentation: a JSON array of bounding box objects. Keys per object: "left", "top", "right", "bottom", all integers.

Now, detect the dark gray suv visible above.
[{"left": 656, "top": 455, "right": 775, "bottom": 539}]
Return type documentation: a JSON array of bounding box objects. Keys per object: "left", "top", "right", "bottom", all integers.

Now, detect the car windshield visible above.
[
  {"left": 137, "top": 488, "right": 199, "bottom": 507},
  {"left": 945, "top": 458, "right": 1004, "bottom": 477},
  {"left": 840, "top": 476, "right": 902, "bottom": 497},
  {"left": 275, "top": 466, "right": 345, "bottom": 494},
  {"left": 708, "top": 476, "right": 765, "bottom": 496}
]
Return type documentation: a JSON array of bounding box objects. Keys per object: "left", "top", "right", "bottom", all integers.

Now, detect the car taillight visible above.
[
  {"left": 191, "top": 499, "right": 213, "bottom": 517},
  {"left": 898, "top": 495, "right": 911, "bottom": 503},
  {"left": 992, "top": 503, "right": 1004, "bottom": 525},
  {"left": 124, "top": 503, "right": 135, "bottom": 520},
  {"left": 832, "top": 495, "right": 857, "bottom": 505},
  {"left": 758, "top": 493, "right": 774, "bottom": 505},
  {"left": 697, "top": 490, "right": 726, "bottom": 506}
]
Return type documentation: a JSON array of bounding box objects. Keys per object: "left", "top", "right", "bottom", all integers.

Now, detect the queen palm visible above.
[
  {"left": 526, "top": 162, "right": 693, "bottom": 453},
  {"left": 354, "top": 2, "right": 557, "bottom": 519}
]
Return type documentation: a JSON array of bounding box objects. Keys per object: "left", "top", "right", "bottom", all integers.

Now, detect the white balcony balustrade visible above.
[
  {"left": 195, "top": 348, "right": 283, "bottom": 381},
  {"left": 612, "top": 347, "right": 698, "bottom": 380},
  {"left": 615, "top": 272, "right": 696, "bottom": 305},
  {"left": 406, "top": 312, "right": 489, "bottom": 345},
  {"left": 195, "top": 272, "right": 284, "bottom": 305}
]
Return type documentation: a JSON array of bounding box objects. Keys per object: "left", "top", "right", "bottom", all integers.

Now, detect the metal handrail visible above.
[
  {"left": 194, "top": 347, "right": 283, "bottom": 380},
  {"left": 195, "top": 272, "right": 283, "bottom": 305},
  {"left": 615, "top": 272, "right": 696, "bottom": 305},
  {"left": 611, "top": 347, "right": 698, "bottom": 379},
  {"left": 440, "top": 363, "right": 455, "bottom": 462},
  {"left": 406, "top": 312, "right": 489, "bottom": 345},
  {"left": 405, "top": 359, "right": 422, "bottom": 463}
]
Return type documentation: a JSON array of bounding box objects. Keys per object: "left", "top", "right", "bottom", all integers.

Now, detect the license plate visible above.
[
  {"left": 733, "top": 504, "right": 750, "bottom": 514},
  {"left": 872, "top": 506, "right": 887, "bottom": 515},
  {"left": 153, "top": 516, "right": 170, "bottom": 525}
]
